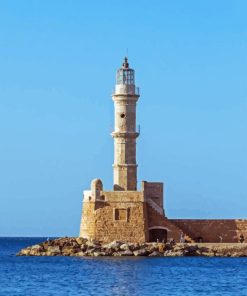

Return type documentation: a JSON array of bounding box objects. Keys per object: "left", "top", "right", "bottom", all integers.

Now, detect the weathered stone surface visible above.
[
  {"left": 118, "top": 250, "right": 133, "bottom": 256},
  {"left": 47, "top": 246, "right": 60, "bottom": 254},
  {"left": 133, "top": 248, "right": 148, "bottom": 256},
  {"left": 149, "top": 251, "right": 163, "bottom": 257},
  {"left": 120, "top": 243, "right": 131, "bottom": 251},
  {"left": 76, "top": 238, "right": 87, "bottom": 245},
  {"left": 74, "top": 252, "right": 86, "bottom": 257},
  {"left": 103, "top": 241, "right": 123, "bottom": 250},
  {"left": 93, "top": 252, "right": 107, "bottom": 257}
]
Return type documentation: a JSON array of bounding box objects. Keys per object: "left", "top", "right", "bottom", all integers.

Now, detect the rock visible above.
[
  {"left": 163, "top": 250, "right": 171, "bottom": 256},
  {"left": 199, "top": 246, "right": 209, "bottom": 253},
  {"left": 164, "top": 250, "right": 184, "bottom": 257},
  {"left": 146, "top": 243, "right": 159, "bottom": 253},
  {"left": 18, "top": 248, "right": 31, "bottom": 256},
  {"left": 186, "top": 245, "right": 199, "bottom": 252},
  {"left": 119, "top": 250, "right": 133, "bottom": 256},
  {"left": 47, "top": 246, "right": 60, "bottom": 252},
  {"left": 85, "top": 249, "right": 95, "bottom": 256},
  {"left": 201, "top": 252, "right": 215, "bottom": 257},
  {"left": 120, "top": 243, "right": 130, "bottom": 251},
  {"left": 125, "top": 243, "right": 136, "bottom": 251},
  {"left": 85, "top": 242, "right": 101, "bottom": 252},
  {"left": 62, "top": 246, "right": 75, "bottom": 256},
  {"left": 113, "top": 250, "right": 133, "bottom": 256},
  {"left": 74, "top": 252, "right": 86, "bottom": 257},
  {"left": 132, "top": 243, "right": 141, "bottom": 250},
  {"left": 139, "top": 243, "right": 148, "bottom": 249},
  {"left": 93, "top": 252, "right": 106, "bottom": 257},
  {"left": 31, "top": 244, "right": 43, "bottom": 251},
  {"left": 133, "top": 248, "right": 148, "bottom": 256},
  {"left": 85, "top": 241, "right": 97, "bottom": 248},
  {"left": 103, "top": 241, "right": 123, "bottom": 250},
  {"left": 29, "top": 249, "right": 40, "bottom": 256},
  {"left": 46, "top": 246, "right": 61, "bottom": 255},
  {"left": 183, "top": 245, "right": 200, "bottom": 256},
  {"left": 80, "top": 244, "right": 87, "bottom": 252},
  {"left": 104, "top": 249, "right": 114, "bottom": 256},
  {"left": 158, "top": 243, "right": 166, "bottom": 253},
  {"left": 165, "top": 243, "right": 173, "bottom": 250},
  {"left": 91, "top": 239, "right": 101, "bottom": 245},
  {"left": 149, "top": 251, "right": 163, "bottom": 257},
  {"left": 173, "top": 245, "right": 183, "bottom": 252}
]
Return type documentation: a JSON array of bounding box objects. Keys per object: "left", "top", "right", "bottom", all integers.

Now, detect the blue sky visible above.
[{"left": 0, "top": 0, "right": 246, "bottom": 236}]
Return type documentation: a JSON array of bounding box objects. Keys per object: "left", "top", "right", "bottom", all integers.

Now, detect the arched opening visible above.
[{"left": 149, "top": 228, "right": 168, "bottom": 243}]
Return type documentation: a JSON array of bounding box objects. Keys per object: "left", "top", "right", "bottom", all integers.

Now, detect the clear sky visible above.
[{"left": 0, "top": 0, "right": 246, "bottom": 236}]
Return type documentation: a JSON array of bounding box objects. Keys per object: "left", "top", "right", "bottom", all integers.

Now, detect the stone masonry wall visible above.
[
  {"left": 80, "top": 190, "right": 148, "bottom": 243},
  {"left": 171, "top": 219, "right": 247, "bottom": 243},
  {"left": 146, "top": 204, "right": 182, "bottom": 242}
]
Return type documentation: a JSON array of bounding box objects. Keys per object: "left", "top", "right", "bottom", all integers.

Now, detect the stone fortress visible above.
[{"left": 80, "top": 58, "right": 247, "bottom": 244}]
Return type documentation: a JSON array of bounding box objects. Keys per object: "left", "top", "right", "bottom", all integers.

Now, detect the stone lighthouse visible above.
[
  {"left": 78, "top": 57, "right": 247, "bottom": 244},
  {"left": 112, "top": 57, "right": 139, "bottom": 191},
  {"left": 79, "top": 58, "right": 181, "bottom": 243}
]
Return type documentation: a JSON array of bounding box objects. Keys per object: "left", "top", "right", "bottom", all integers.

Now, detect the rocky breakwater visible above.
[{"left": 17, "top": 238, "right": 247, "bottom": 257}]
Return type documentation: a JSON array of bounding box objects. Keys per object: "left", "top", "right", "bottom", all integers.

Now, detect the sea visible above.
[{"left": 1, "top": 237, "right": 247, "bottom": 296}]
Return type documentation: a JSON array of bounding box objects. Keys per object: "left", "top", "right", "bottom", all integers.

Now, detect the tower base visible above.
[{"left": 79, "top": 180, "right": 169, "bottom": 243}]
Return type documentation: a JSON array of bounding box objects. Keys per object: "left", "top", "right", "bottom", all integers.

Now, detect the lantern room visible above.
[{"left": 116, "top": 57, "right": 135, "bottom": 85}]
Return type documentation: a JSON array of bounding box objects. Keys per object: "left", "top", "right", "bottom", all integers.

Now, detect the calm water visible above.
[{"left": 1, "top": 238, "right": 247, "bottom": 296}]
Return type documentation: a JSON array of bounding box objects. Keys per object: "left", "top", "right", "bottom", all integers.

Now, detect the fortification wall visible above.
[{"left": 171, "top": 219, "right": 247, "bottom": 243}]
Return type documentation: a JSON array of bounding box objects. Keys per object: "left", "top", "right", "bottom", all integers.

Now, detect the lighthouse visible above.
[
  {"left": 80, "top": 57, "right": 168, "bottom": 243},
  {"left": 78, "top": 57, "right": 247, "bottom": 245},
  {"left": 111, "top": 57, "right": 140, "bottom": 191}
]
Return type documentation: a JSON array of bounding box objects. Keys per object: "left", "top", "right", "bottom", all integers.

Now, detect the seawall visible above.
[{"left": 17, "top": 237, "right": 247, "bottom": 257}]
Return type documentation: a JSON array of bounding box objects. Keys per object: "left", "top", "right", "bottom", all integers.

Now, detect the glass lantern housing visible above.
[{"left": 116, "top": 57, "right": 135, "bottom": 85}]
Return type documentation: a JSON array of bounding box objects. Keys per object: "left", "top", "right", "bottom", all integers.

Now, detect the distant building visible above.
[{"left": 79, "top": 58, "right": 247, "bottom": 243}]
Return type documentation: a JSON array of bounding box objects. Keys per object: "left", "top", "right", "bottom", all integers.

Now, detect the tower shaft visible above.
[{"left": 111, "top": 58, "right": 139, "bottom": 191}]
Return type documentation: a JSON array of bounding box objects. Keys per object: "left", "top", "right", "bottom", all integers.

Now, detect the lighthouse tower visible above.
[
  {"left": 80, "top": 57, "right": 169, "bottom": 243},
  {"left": 112, "top": 57, "right": 139, "bottom": 191}
]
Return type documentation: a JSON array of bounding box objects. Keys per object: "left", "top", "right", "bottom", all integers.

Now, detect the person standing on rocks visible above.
[{"left": 180, "top": 232, "right": 185, "bottom": 243}]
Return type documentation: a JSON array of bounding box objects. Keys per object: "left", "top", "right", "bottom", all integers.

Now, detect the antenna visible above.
[{"left": 126, "top": 48, "right": 128, "bottom": 58}]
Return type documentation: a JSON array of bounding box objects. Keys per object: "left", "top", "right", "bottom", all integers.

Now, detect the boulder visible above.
[
  {"left": 186, "top": 245, "right": 199, "bottom": 252},
  {"left": 47, "top": 246, "right": 61, "bottom": 255},
  {"left": 120, "top": 243, "right": 130, "bottom": 251},
  {"left": 201, "top": 252, "right": 215, "bottom": 257},
  {"left": 158, "top": 243, "right": 166, "bottom": 253},
  {"left": 31, "top": 244, "right": 43, "bottom": 251},
  {"left": 93, "top": 252, "right": 106, "bottom": 257},
  {"left": 118, "top": 250, "right": 133, "bottom": 256},
  {"left": 86, "top": 241, "right": 98, "bottom": 249},
  {"left": 74, "top": 252, "right": 86, "bottom": 257},
  {"left": 133, "top": 248, "right": 148, "bottom": 256},
  {"left": 164, "top": 250, "right": 184, "bottom": 257},
  {"left": 62, "top": 246, "right": 75, "bottom": 256},
  {"left": 85, "top": 249, "right": 95, "bottom": 256},
  {"left": 103, "top": 241, "right": 123, "bottom": 250},
  {"left": 149, "top": 251, "right": 163, "bottom": 257},
  {"left": 18, "top": 248, "right": 31, "bottom": 256},
  {"left": 146, "top": 243, "right": 159, "bottom": 253},
  {"left": 80, "top": 244, "right": 87, "bottom": 252}
]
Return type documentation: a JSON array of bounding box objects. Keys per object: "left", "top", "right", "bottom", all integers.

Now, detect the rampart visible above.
[{"left": 171, "top": 219, "right": 247, "bottom": 243}]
